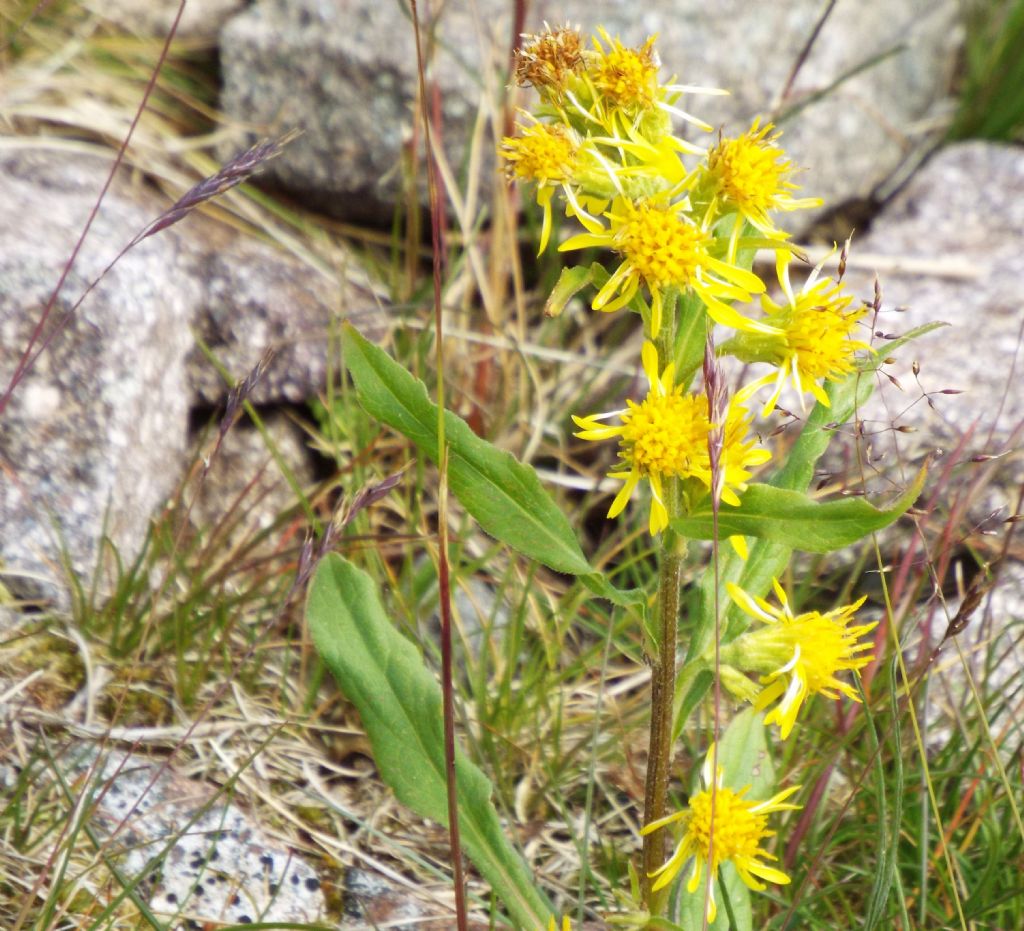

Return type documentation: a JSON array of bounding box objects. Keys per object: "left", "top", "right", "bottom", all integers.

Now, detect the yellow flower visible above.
[
  {"left": 542, "top": 917, "right": 572, "bottom": 931},
  {"left": 732, "top": 249, "right": 871, "bottom": 414},
  {"left": 501, "top": 123, "right": 582, "bottom": 254},
  {"left": 559, "top": 197, "right": 774, "bottom": 337},
  {"left": 581, "top": 28, "right": 722, "bottom": 139},
  {"left": 721, "top": 579, "right": 876, "bottom": 739},
  {"left": 641, "top": 745, "right": 800, "bottom": 921},
  {"left": 573, "top": 342, "right": 769, "bottom": 534},
  {"left": 700, "top": 119, "right": 822, "bottom": 242},
  {"left": 590, "top": 29, "right": 660, "bottom": 112}
]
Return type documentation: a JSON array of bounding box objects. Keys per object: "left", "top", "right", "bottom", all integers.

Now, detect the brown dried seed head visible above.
[{"left": 514, "top": 23, "right": 584, "bottom": 90}]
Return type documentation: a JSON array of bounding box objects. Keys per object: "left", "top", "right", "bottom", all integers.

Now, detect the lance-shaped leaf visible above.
[
  {"left": 343, "top": 325, "right": 591, "bottom": 577},
  {"left": 671, "top": 472, "right": 924, "bottom": 552},
  {"left": 307, "top": 554, "right": 552, "bottom": 927}
]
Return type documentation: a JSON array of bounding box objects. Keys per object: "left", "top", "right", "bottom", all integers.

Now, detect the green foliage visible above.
[
  {"left": 949, "top": 0, "right": 1024, "bottom": 141},
  {"left": 685, "top": 322, "right": 944, "bottom": 665},
  {"left": 671, "top": 475, "right": 924, "bottom": 553},
  {"left": 10, "top": 3, "right": 1021, "bottom": 925},
  {"left": 342, "top": 324, "right": 591, "bottom": 578},
  {"left": 671, "top": 289, "right": 711, "bottom": 390},
  {"left": 307, "top": 553, "right": 552, "bottom": 928},
  {"left": 342, "top": 324, "right": 646, "bottom": 610},
  {"left": 861, "top": 662, "right": 906, "bottom": 930}
]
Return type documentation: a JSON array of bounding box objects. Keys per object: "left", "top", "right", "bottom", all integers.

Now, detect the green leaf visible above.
[
  {"left": 673, "top": 289, "right": 710, "bottom": 390},
  {"left": 679, "top": 538, "right": 794, "bottom": 693},
  {"left": 716, "top": 708, "right": 774, "bottom": 798},
  {"left": 342, "top": 325, "right": 591, "bottom": 577},
  {"left": 544, "top": 264, "right": 594, "bottom": 318},
  {"left": 670, "top": 471, "right": 924, "bottom": 553},
  {"left": 673, "top": 862, "right": 752, "bottom": 931},
  {"left": 580, "top": 572, "right": 647, "bottom": 609},
  {"left": 307, "top": 554, "right": 552, "bottom": 927},
  {"left": 675, "top": 668, "right": 715, "bottom": 734}
]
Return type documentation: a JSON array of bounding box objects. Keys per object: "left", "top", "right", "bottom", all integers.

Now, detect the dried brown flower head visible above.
[{"left": 514, "top": 23, "right": 584, "bottom": 92}]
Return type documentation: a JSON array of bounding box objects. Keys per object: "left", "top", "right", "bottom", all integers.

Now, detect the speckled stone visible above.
[
  {"left": 87, "top": 0, "right": 244, "bottom": 40},
  {"left": 218, "top": 0, "right": 958, "bottom": 224},
  {"left": 182, "top": 217, "right": 385, "bottom": 406},
  {"left": 0, "top": 147, "right": 376, "bottom": 606},
  {"left": 186, "top": 410, "right": 315, "bottom": 552},
  {"left": 63, "top": 748, "right": 328, "bottom": 926},
  {"left": 0, "top": 149, "right": 196, "bottom": 608}
]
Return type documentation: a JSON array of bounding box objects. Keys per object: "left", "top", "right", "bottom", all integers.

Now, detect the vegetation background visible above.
[{"left": 1, "top": 0, "right": 1022, "bottom": 928}]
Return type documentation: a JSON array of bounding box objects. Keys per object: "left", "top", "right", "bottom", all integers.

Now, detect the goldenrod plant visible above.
[{"left": 305, "top": 24, "right": 935, "bottom": 929}]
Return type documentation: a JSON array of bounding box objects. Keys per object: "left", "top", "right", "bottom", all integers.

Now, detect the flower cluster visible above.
[
  {"left": 572, "top": 341, "right": 769, "bottom": 533},
  {"left": 503, "top": 25, "right": 880, "bottom": 923},
  {"left": 639, "top": 582, "right": 873, "bottom": 917},
  {"left": 503, "top": 25, "right": 870, "bottom": 538}
]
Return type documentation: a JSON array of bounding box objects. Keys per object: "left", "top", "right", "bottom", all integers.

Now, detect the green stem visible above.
[
  {"left": 641, "top": 286, "right": 685, "bottom": 916},
  {"left": 642, "top": 520, "right": 686, "bottom": 914}
]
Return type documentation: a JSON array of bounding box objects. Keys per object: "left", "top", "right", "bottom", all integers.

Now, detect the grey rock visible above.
[
  {"left": 0, "top": 148, "right": 196, "bottom": 607},
  {"left": 342, "top": 867, "right": 436, "bottom": 928},
  {"left": 0, "top": 145, "right": 379, "bottom": 605},
  {"left": 218, "top": 0, "right": 958, "bottom": 224},
  {"left": 184, "top": 219, "right": 383, "bottom": 406},
  {"left": 838, "top": 142, "right": 1024, "bottom": 499},
  {"left": 89, "top": 0, "right": 245, "bottom": 41},
  {"left": 187, "top": 411, "right": 315, "bottom": 554},
  {"left": 342, "top": 867, "right": 508, "bottom": 929},
  {"left": 62, "top": 747, "right": 328, "bottom": 926},
  {"left": 220, "top": 0, "right": 463, "bottom": 221}
]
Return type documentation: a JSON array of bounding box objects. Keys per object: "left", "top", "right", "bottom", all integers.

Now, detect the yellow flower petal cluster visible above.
[
  {"left": 501, "top": 123, "right": 581, "bottom": 254},
  {"left": 559, "top": 197, "right": 773, "bottom": 337},
  {"left": 503, "top": 25, "right": 723, "bottom": 266},
  {"left": 641, "top": 746, "right": 800, "bottom": 921},
  {"left": 578, "top": 27, "right": 720, "bottom": 141},
  {"left": 502, "top": 123, "right": 577, "bottom": 184},
  {"left": 590, "top": 29, "right": 660, "bottom": 112},
  {"left": 721, "top": 579, "right": 877, "bottom": 738},
  {"left": 542, "top": 917, "right": 572, "bottom": 931},
  {"left": 700, "top": 120, "right": 822, "bottom": 238},
  {"left": 573, "top": 343, "right": 769, "bottom": 534},
  {"left": 732, "top": 250, "right": 871, "bottom": 414}
]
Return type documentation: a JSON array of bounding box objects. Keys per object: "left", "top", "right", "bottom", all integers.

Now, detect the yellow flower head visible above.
[
  {"left": 502, "top": 123, "right": 577, "bottom": 184},
  {"left": 501, "top": 123, "right": 581, "bottom": 254},
  {"left": 542, "top": 918, "right": 572, "bottom": 931},
  {"left": 701, "top": 119, "right": 822, "bottom": 237},
  {"left": 733, "top": 249, "right": 871, "bottom": 414},
  {"left": 578, "top": 28, "right": 720, "bottom": 142},
  {"left": 573, "top": 343, "right": 770, "bottom": 534},
  {"left": 589, "top": 29, "right": 660, "bottom": 112},
  {"left": 514, "top": 23, "right": 585, "bottom": 95},
  {"left": 722, "top": 579, "right": 876, "bottom": 739},
  {"left": 641, "top": 745, "right": 800, "bottom": 921},
  {"left": 559, "top": 197, "right": 774, "bottom": 337}
]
